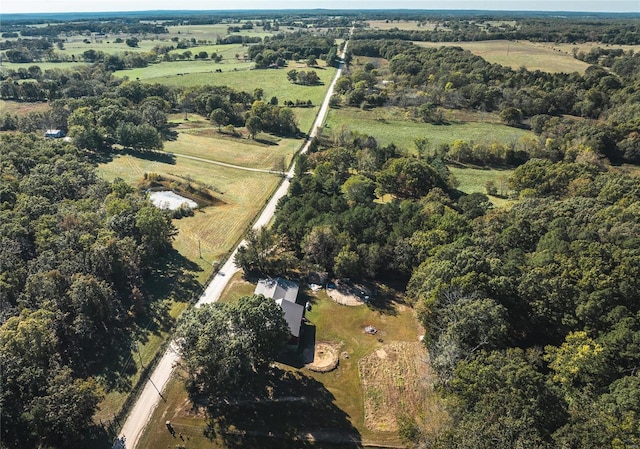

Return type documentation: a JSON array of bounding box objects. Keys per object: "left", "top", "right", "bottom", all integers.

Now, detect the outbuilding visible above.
[{"left": 44, "top": 129, "right": 66, "bottom": 138}]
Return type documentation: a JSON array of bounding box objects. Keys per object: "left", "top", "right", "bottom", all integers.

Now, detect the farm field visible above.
[
  {"left": 120, "top": 62, "right": 333, "bottom": 131},
  {"left": 0, "top": 61, "right": 88, "bottom": 72},
  {"left": 114, "top": 58, "right": 252, "bottom": 80},
  {"left": 325, "top": 107, "right": 534, "bottom": 151},
  {"left": 0, "top": 99, "right": 49, "bottom": 115},
  {"left": 98, "top": 153, "right": 280, "bottom": 276},
  {"left": 546, "top": 41, "right": 640, "bottom": 56},
  {"left": 415, "top": 39, "right": 591, "bottom": 74},
  {"left": 366, "top": 19, "right": 439, "bottom": 31},
  {"left": 138, "top": 277, "right": 442, "bottom": 448},
  {"left": 123, "top": 61, "right": 336, "bottom": 104},
  {"left": 166, "top": 115, "right": 301, "bottom": 169}
]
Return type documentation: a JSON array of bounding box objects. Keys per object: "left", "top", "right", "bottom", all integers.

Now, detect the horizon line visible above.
[{"left": 3, "top": 8, "right": 639, "bottom": 15}]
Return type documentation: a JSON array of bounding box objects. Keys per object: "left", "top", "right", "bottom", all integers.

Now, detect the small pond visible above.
[{"left": 149, "top": 191, "right": 198, "bottom": 210}]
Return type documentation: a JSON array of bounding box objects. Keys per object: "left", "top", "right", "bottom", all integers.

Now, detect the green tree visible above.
[
  {"left": 245, "top": 115, "right": 263, "bottom": 139},
  {"left": 209, "top": 108, "right": 228, "bottom": 131},
  {"left": 377, "top": 158, "right": 444, "bottom": 199},
  {"left": 174, "top": 295, "right": 289, "bottom": 399},
  {"left": 302, "top": 226, "right": 340, "bottom": 273},
  {"left": 135, "top": 206, "right": 176, "bottom": 260},
  {"left": 341, "top": 174, "right": 376, "bottom": 205}
]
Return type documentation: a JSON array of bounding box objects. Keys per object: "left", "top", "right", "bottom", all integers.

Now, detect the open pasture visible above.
[
  {"left": 114, "top": 58, "right": 253, "bottom": 80},
  {"left": 0, "top": 99, "right": 49, "bottom": 115},
  {"left": 325, "top": 107, "right": 534, "bottom": 152},
  {"left": 165, "top": 122, "right": 300, "bottom": 170},
  {"left": 367, "top": 19, "right": 439, "bottom": 31},
  {"left": 124, "top": 63, "right": 334, "bottom": 131},
  {"left": 166, "top": 42, "right": 245, "bottom": 59},
  {"left": 0, "top": 61, "right": 88, "bottom": 72},
  {"left": 415, "top": 39, "right": 591, "bottom": 74},
  {"left": 98, "top": 151, "right": 280, "bottom": 273},
  {"left": 132, "top": 61, "right": 335, "bottom": 104},
  {"left": 539, "top": 41, "right": 640, "bottom": 56}
]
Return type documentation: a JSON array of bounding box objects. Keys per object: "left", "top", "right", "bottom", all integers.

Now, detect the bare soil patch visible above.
[
  {"left": 305, "top": 341, "right": 340, "bottom": 373},
  {"left": 326, "top": 280, "right": 373, "bottom": 306},
  {"left": 359, "top": 342, "right": 444, "bottom": 433}
]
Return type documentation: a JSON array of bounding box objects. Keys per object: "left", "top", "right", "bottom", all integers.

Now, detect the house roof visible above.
[
  {"left": 275, "top": 298, "right": 304, "bottom": 338},
  {"left": 254, "top": 277, "right": 299, "bottom": 304}
]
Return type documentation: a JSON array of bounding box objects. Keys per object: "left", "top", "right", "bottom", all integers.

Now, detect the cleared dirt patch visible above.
[
  {"left": 359, "top": 342, "right": 442, "bottom": 433},
  {"left": 326, "top": 280, "right": 373, "bottom": 307},
  {"left": 305, "top": 341, "right": 340, "bottom": 373}
]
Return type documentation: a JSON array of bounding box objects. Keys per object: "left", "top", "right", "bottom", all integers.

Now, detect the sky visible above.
[{"left": 2, "top": 0, "right": 638, "bottom": 14}]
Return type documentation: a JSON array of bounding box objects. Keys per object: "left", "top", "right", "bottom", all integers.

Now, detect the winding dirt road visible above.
[{"left": 117, "top": 29, "right": 352, "bottom": 449}]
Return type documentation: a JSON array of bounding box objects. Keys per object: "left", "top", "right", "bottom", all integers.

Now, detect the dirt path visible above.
[
  {"left": 117, "top": 28, "right": 354, "bottom": 449},
  {"left": 171, "top": 152, "right": 280, "bottom": 174}
]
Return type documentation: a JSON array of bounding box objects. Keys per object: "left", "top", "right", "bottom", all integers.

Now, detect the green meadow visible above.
[
  {"left": 325, "top": 107, "right": 534, "bottom": 151},
  {"left": 415, "top": 40, "right": 591, "bottom": 74}
]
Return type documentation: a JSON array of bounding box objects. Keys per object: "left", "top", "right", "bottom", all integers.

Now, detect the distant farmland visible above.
[{"left": 416, "top": 40, "right": 591, "bottom": 74}]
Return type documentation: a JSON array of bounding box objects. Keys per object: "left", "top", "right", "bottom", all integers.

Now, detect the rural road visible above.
[{"left": 118, "top": 28, "right": 352, "bottom": 449}]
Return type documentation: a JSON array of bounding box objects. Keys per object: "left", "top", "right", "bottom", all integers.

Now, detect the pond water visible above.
[{"left": 149, "top": 191, "right": 198, "bottom": 210}]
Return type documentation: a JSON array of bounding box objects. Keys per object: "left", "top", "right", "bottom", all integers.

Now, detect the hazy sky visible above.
[{"left": 2, "top": 0, "right": 638, "bottom": 14}]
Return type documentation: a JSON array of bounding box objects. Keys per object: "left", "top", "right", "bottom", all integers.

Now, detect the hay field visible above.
[
  {"left": 367, "top": 19, "right": 439, "bottom": 31},
  {"left": 415, "top": 40, "right": 591, "bottom": 74},
  {"left": 98, "top": 151, "right": 280, "bottom": 273},
  {"left": 0, "top": 99, "right": 49, "bottom": 115},
  {"left": 325, "top": 107, "right": 533, "bottom": 151}
]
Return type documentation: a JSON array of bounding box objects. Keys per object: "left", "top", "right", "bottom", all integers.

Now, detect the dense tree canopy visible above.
[
  {"left": 0, "top": 134, "right": 177, "bottom": 448},
  {"left": 174, "top": 295, "right": 289, "bottom": 399}
]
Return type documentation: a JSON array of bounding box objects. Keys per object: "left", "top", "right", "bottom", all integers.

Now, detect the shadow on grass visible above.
[
  {"left": 122, "top": 148, "right": 177, "bottom": 164},
  {"left": 93, "top": 249, "right": 202, "bottom": 394},
  {"left": 254, "top": 136, "right": 279, "bottom": 146},
  {"left": 276, "top": 321, "right": 316, "bottom": 369},
  {"left": 204, "top": 367, "right": 362, "bottom": 448}
]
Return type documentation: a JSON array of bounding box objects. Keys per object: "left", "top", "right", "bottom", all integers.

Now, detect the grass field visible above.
[
  {"left": 366, "top": 19, "right": 439, "bottom": 31},
  {"left": 98, "top": 153, "right": 280, "bottom": 275},
  {"left": 415, "top": 40, "right": 591, "bottom": 74},
  {"left": 165, "top": 114, "right": 301, "bottom": 169},
  {"left": 543, "top": 41, "right": 640, "bottom": 56},
  {"left": 114, "top": 58, "right": 253, "bottom": 80},
  {"left": 138, "top": 278, "right": 440, "bottom": 448},
  {"left": 450, "top": 165, "right": 514, "bottom": 208},
  {"left": 325, "top": 107, "right": 534, "bottom": 152},
  {"left": 0, "top": 99, "right": 49, "bottom": 115},
  {"left": 119, "top": 62, "right": 333, "bottom": 131},
  {"left": 0, "top": 61, "right": 89, "bottom": 72}
]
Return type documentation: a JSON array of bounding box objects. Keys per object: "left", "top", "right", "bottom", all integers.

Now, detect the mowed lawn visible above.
[
  {"left": 98, "top": 152, "right": 281, "bottom": 277},
  {"left": 138, "top": 278, "right": 437, "bottom": 449},
  {"left": 165, "top": 115, "right": 302, "bottom": 170},
  {"left": 325, "top": 107, "right": 534, "bottom": 151},
  {"left": 415, "top": 40, "right": 591, "bottom": 74}
]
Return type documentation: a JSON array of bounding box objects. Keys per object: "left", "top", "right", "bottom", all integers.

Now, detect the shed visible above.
[{"left": 44, "top": 129, "right": 66, "bottom": 138}]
